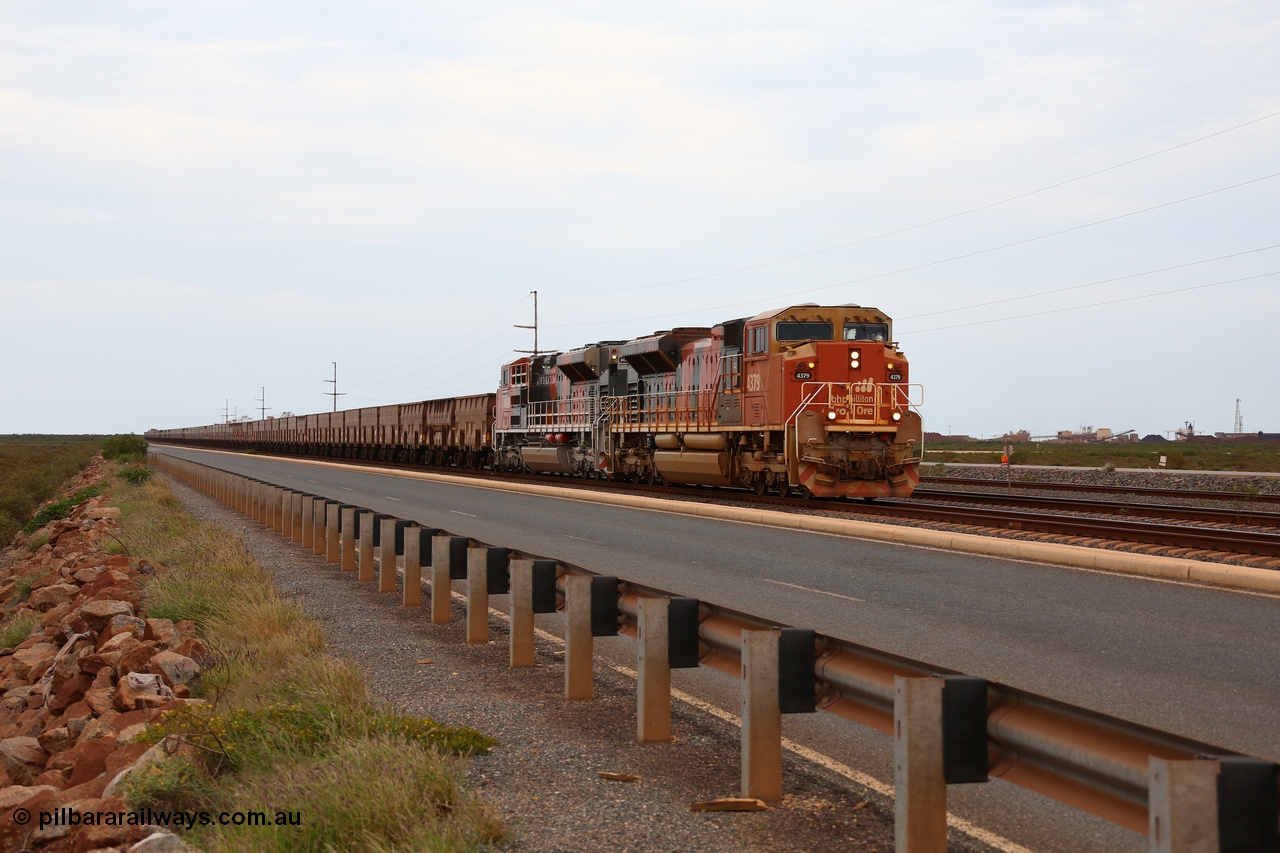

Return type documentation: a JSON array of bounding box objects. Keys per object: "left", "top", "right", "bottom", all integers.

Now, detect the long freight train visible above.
[{"left": 148, "top": 304, "right": 924, "bottom": 499}]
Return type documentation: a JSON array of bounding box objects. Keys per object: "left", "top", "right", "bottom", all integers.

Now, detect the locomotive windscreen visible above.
[
  {"left": 776, "top": 321, "right": 833, "bottom": 341},
  {"left": 843, "top": 322, "right": 889, "bottom": 341}
]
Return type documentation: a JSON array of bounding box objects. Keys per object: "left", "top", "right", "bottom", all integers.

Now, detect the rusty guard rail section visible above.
[{"left": 151, "top": 450, "right": 1279, "bottom": 842}]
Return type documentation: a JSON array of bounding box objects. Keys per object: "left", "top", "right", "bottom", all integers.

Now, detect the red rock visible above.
[
  {"left": 15, "top": 634, "right": 51, "bottom": 651},
  {"left": 118, "top": 641, "right": 159, "bottom": 676},
  {"left": 95, "top": 630, "right": 140, "bottom": 655},
  {"left": 174, "top": 620, "right": 197, "bottom": 639},
  {"left": 142, "top": 618, "right": 180, "bottom": 648},
  {"left": 31, "top": 767, "right": 67, "bottom": 788},
  {"left": 72, "top": 566, "right": 104, "bottom": 584},
  {"left": 12, "top": 642, "right": 58, "bottom": 680},
  {"left": 170, "top": 637, "right": 210, "bottom": 663},
  {"left": 49, "top": 672, "right": 94, "bottom": 715},
  {"left": 0, "top": 735, "right": 49, "bottom": 784},
  {"left": 105, "top": 740, "right": 150, "bottom": 779},
  {"left": 0, "top": 785, "right": 57, "bottom": 852},
  {"left": 27, "top": 583, "right": 79, "bottom": 612},
  {"left": 29, "top": 570, "right": 64, "bottom": 591},
  {"left": 58, "top": 610, "right": 91, "bottom": 637},
  {"left": 84, "top": 686, "right": 115, "bottom": 716},
  {"left": 148, "top": 651, "right": 199, "bottom": 689},
  {"left": 73, "top": 818, "right": 146, "bottom": 853},
  {"left": 102, "top": 614, "right": 146, "bottom": 645},
  {"left": 38, "top": 602, "right": 74, "bottom": 629},
  {"left": 78, "top": 600, "right": 135, "bottom": 632},
  {"left": 37, "top": 725, "right": 74, "bottom": 753},
  {"left": 64, "top": 735, "right": 116, "bottom": 787}
]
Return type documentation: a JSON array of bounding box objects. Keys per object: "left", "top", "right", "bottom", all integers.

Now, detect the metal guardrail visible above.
[{"left": 149, "top": 449, "right": 1280, "bottom": 852}]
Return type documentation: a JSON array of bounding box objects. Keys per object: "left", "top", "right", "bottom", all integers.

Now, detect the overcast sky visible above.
[{"left": 2, "top": 1, "right": 1276, "bottom": 441}]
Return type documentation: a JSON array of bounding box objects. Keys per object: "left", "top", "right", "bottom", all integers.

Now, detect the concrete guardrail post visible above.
[
  {"left": 894, "top": 676, "right": 947, "bottom": 852},
  {"left": 357, "top": 511, "right": 375, "bottom": 582},
  {"left": 325, "top": 502, "right": 340, "bottom": 564},
  {"left": 340, "top": 506, "right": 356, "bottom": 572},
  {"left": 403, "top": 527, "right": 422, "bottom": 607},
  {"left": 291, "top": 493, "right": 304, "bottom": 543},
  {"left": 313, "top": 500, "right": 327, "bottom": 555},
  {"left": 564, "top": 574, "right": 593, "bottom": 701},
  {"left": 301, "top": 495, "right": 315, "bottom": 549},
  {"left": 742, "top": 629, "right": 782, "bottom": 803},
  {"left": 430, "top": 535, "right": 459, "bottom": 624},
  {"left": 278, "top": 491, "right": 289, "bottom": 537},
  {"left": 509, "top": 559, "right": 535, "bottom": 667},
  {"left": 379, "top": 517, "right": 399, "bottom": 593},
  {"left": 1148, "top": 757, "right": 1219, "bottom": 853},
  {"left": 637, "top": 596, "right": 672, "bottom": 744},
  {"left": 467, "top": 546, "right": 490, "bottom": 644}
]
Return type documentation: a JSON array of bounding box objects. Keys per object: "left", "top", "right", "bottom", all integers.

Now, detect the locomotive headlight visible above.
[
  {"left": 849, "top": 348, "right": 861, "bottom": 369},
  {"left": 886, "top": 362, "right": 895, "bottom": 370},
  {"left": 892, "top": 412, "right": 902, "bottom": 422},
  {"left": 807, "top": 361, "right": 815, "bottom": 369},
  {"left": 827, "top": 411, "right": 837, "bottom": 420}
]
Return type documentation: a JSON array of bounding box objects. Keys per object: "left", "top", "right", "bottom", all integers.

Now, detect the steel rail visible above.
[
  {"left": 836, "top": 500, "right": 1280, "bottom": 557},
  {"left": 910, "top": 487, "right": 1280, "bottom": 527},
  {"left": 156, "top": 439, "right": 1280, "bottom": 558},
  {"left": 921, "top": 475, "right": 1280, "bottom": 506}
]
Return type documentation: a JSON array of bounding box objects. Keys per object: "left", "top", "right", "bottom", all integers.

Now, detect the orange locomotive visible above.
[{"left": 494, "top": 304, "right": 923, "bottom": 499}]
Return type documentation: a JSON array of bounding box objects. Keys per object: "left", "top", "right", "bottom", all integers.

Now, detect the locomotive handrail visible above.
[{"left": 153, "top": 449, "right": 1279, "bottom": 844}]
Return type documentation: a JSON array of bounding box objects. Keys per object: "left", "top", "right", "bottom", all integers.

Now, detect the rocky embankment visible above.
[{"left": 0, "top": 462, "right": 205, "bottom": 853}]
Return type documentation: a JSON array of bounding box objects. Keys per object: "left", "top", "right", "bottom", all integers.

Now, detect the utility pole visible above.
[
  {"left": 324, "top": 362, "right": 346, "bottom": 412},
  {"left": 1235, "top": 398, "right": 1243, "bottom": 434},
  {"left": 223, "top": 399, "right": 230, "bottom": 424},
  {"left": 257, "top": 387, "right": 269, "bottom": 421},
  {"left": 515, "top": 290, "right": 540, "bottom": 356}
]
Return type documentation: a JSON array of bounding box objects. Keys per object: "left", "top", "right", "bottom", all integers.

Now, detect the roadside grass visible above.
[
  {"left": 109, "top": 474, "right": 504, "bottom": 852},
  {"left": 0, "top": 610, "right": 39, "bottom": 651}
]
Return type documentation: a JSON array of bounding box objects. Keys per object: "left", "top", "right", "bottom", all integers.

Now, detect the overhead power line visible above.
[
  {"left": 901, "top": 271, "right": 1280, "bottom": 334},
  {"left": 549, "top": 171, "right": 1280, "bottom": 330},
  {"left": 548, "top": 109, "right": 1280, "bottom": 296},
  {"left": 898, "top": 244, "right": 1280, "bottom": 321}
]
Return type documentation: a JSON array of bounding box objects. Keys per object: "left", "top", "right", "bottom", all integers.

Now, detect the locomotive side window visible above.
[
  {"left": 776, "top": 321, "right": 833, "bottom": 341},
  {"left": 843, "top": 322, "right": 888, "bottom": 342},
  {"left": 746, "top": 326, "right": 769, "bottom": 354}
]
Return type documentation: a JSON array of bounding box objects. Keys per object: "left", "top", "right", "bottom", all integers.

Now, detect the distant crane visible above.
[{"left": 1235, "top": 398, "right": 1244, "bottom": 434}]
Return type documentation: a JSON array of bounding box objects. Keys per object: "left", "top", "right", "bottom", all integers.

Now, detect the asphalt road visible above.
[{"left": 152, "top": 446, "right": 1280, "bottom": 852}]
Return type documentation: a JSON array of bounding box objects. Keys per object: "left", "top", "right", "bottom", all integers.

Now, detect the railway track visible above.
[
  {"left": 910, "top": 487, "right": 1280, "bottom": 528},
  {"left": 170, "top": 446, "right": 1280, "bottom": 564},
  {"left": 919, "top": 475, "right": 1280, "bottom": 506}
]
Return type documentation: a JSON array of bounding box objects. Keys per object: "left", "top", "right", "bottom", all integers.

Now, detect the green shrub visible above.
[
  {"left": 121, "top": 754, "right": 215, "bottom": 813},
  {"left": 102, "top": 434, "right": 148, "bottom": 460},
  {"left": 118, "top": 464, "right": 154, "bottom": 485},
  {"left": 22, "top": 485, "right": 101, "bottom": 534}
]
